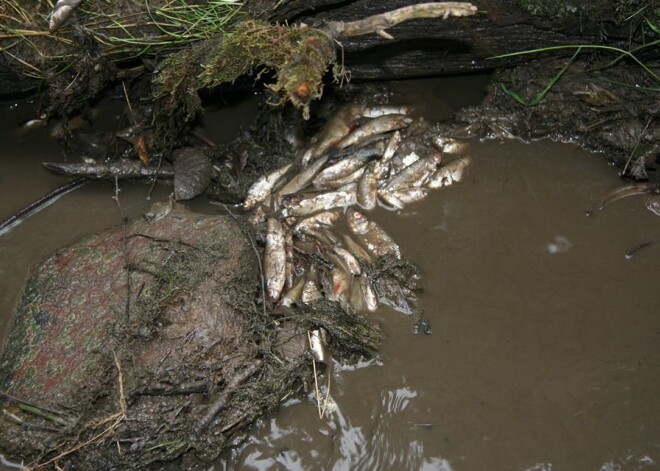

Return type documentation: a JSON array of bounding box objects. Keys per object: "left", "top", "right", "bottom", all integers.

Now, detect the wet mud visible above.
[{"left": 453, "top": 59, "right": 660, "bottom": 183}]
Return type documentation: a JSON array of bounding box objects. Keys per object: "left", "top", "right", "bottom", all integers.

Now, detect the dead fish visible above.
[
  {"left": 388, "top": 150, "right": 421, "bottom": 178},
  {"left": 294, "top": 210, "right": 341, "bottom": 234},
  {"left": 314, "top": 166, "right": 366, "bottom": 190},
  {"left": 309, "top": 328, "right": 330, "bottom": 365},
  {"left": 426, "top": 156, "right": 472, "bottom": 189},
  {"left": 350, "top": 277, "right": 365, "bottom": 311},
  {"left": 598, "top": 182, "right": 658, "bottom": 210},
  {"left": 331, "top": 266, "right": 352, "bottom": 306},
  {"left": 359, "top": 273, "right": 379, "bottom": 312},
  {"left": 362, "top": 105, "right": 413, "bottom": 118},
  {"left": 357, "top": 161, "right": 379, "bottom": 210},
  {"left": 247, "top": 205, "right": 267, "bottom": 226},
  {"left": 277, "top": 155, "right": 330, "bottom": 199},
  {"left": 301, "top": 104, "right": 364, "bottom": 165},
  {"left": 243, "top": 163, "right": 292, "bottom": 210},
  {"left": 390, "top": 187, "right": 429, "bottom": 204},
  {"left": 332, "top": 246, "right": 362, "bottom": 276},
  {"left": 374, "top": 130, "right": 402, "bottom": 181},
  {"left": 313, "top": 154, "right": 371, "bottom": 187},
  {"left": 281, "top": 189, "right": 357, "bottom": 217},
  {"left": 385, "top": 152, "right": 441, "bottom": 192},
  {"left": 293, "top": 211, "right": 339, "bottom": 232},
  {"left": 300, "top": 226, "right": 339, "bottom": 246},
  {"left": 430, "top": 136, "right": 467, "bottom": 154},
  {"left": 48, "top": 0, "right": 83, "bottom": 33},
  {"left": 341, "top": 234, "right": 373, "bottom": 263},
  {"left": 346, "top": 209, "right": 401, "bottom": 259},
  {"left": 336, "top": 114, "right": 413, "bottom": 150},
  {"left": 281, "top": 276, "right": 305, "bottom": 307},
  {"left": 377, "top": 189, "right": 405, "bottom": 210},
  {"left": 301, "top": 266, "right": 323, "bottom": 304},
  {"left": 265, "top": 218, "right": 286, "bottom": 302}
]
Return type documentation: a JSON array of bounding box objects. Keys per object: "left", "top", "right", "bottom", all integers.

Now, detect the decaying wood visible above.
[
  {"left": 42, "top": 161, "right": 175, "bottom": 180},
  {"left": 323, "top": 2, "right": 478, "bottom": 39}
]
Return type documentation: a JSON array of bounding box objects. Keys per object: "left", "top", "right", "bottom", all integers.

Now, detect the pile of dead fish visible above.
[{"left": 243, "top": 103, "right": 472, "bottom": 315}]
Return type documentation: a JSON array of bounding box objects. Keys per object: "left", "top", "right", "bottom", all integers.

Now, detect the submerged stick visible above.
[
  {"left": 324, "top": 2, "right": 478, "bottom": 39},
  {"left": 43, "top": 161, "right": 174, "bottom": 180},
  {"left": 598, "top": 182, "right": 658, "bottom": 210},
  {"left": 0, "top": 178, "right": 86, "bottom": 234}
]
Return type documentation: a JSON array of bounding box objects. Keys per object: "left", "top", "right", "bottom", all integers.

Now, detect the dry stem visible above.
[{"left": 324, "top": 2, "right": 478, "bottom": 39}]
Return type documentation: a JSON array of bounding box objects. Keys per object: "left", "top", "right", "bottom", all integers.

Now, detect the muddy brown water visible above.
[{"left": 2, "top": 76, "right": 660, "bottom": 470}]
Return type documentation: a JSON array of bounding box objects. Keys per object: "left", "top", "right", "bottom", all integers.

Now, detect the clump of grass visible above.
[
  {"left": 0, "top": 0, "right": 246, "bottom": 79},
  {"left": 489, "top": 13, "right": 660, "bottom": 106}
]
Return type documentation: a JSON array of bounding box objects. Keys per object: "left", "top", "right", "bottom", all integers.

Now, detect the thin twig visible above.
[
  {"left": 113, "top": 175, "right": 126, "bottom": 221},
  {"left": 0, "top": 178, "right": 86, "bottom": 235},
  {"left": 308, "top": 331, "right": 323, "bottom": 419}
]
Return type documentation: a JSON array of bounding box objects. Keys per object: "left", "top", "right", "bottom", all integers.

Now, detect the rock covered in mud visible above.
[{"left": 0, "top": 203, "right": 380, "bottom": 469}]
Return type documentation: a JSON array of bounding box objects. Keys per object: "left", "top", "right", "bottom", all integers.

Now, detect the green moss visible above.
[{"left": 152, "top": 20, "right": 337, "bottom": 143}]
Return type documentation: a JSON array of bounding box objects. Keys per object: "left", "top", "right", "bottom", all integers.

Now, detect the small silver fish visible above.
[
  {"left": 301, "top": 266, "right": 323, "bottom": 304},
  {"left": 426, "top": 156, "right": 472, "bottom": 189},
  {"left": 314, "top": 166, "right": 366, "bottom": 190},
  {"left": 281, "top": 276, "right": 305, "bottom": 307},
  {"left": 332, "top": 246, "right": 362, "bottom": 276},
  {"left": 336, "top": 114, "right": 413, "bottom": 150},
  {"left": 430, "top": 136, "right": 467, "bottom": 154},
  {"left": 301, "top": 104, "right": 364, "bottom": 165},
  {"left": 346, "top": 209, "right": 401, "bottom": 259},
  {"left": 390, "top": 187, "right": 429, "bottom": 204},
  {"left": 362, "top": 105, "right": 413, "bottom": 118},
  {"left": 388, "top": 150, "right": 421, "bottom": 178},
  {"left": 374, "top": 130, "right": 402, "bottom": 181},
  {"left": 293, "top": 210, "right": 341, "bottom": 234},
  {"left": 341, "top": 234, "right": 373, "bottom": 263},
  {"left": 243, "top": 163, "right": 292, "bottom": 210},
  {"left": 331, "top": 266, "right": 352, "bottom": 306},
  {"left": 313, "top": 155, "right": 370, "bottom": 186},
  {"left": 598, "top": 182, "right": 657, "bottom": 210},
  {"left": 309, "top": 328, "right": 330, "bottom": 365},
  {"left": 377, "top": 190, "right": 405, "bottom": 211},
  {"left": 360, "top": 273, "right": 379, "bottom": 312},
  {"left": 264, "top": 218, "right": 286, "bottom": 302},
  {"left": 277, "top": 155, "right": 329, "bottom": 199},
  {"left": 281, "top": 189, "right": 357, "bottom": 217},
  {"left": 357, "top": 161, "right": 379, "bottom": 210},
  {"left": 48, "top": 0, "right": 84, "bottom": 33},
  {"left": 385, "top": 152, "right": 441, "bottom": 191}
]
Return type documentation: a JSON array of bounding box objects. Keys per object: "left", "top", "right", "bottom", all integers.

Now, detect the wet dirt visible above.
[{"left": 2, "top": 72, "right": 660, "bottom": 470}]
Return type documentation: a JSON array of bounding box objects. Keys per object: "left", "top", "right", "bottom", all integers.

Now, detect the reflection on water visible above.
[{"left": 218, "top": 140, "right": 660, "bottom": 471}]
